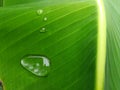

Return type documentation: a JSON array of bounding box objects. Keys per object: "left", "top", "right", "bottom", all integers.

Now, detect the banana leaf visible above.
[{"left": 0, "top": 0, "right": 108, "bottom": 90}]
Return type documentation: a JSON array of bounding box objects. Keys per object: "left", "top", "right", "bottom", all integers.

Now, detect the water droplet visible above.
[
  {"left": 21, "top": 55, "right": 50, "bottom": 77},
  {"left": 40, "top": 27, "right": 46, "bottom": 33},
  {"left": 37, "top": 9, "right": 43, "bottom": 15},
  {"left": 44, "top": 17, "right": 48, "bottom": 21}
]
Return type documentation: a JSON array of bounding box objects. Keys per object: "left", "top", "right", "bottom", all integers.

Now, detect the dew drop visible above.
[
  {"left": 40, "top": 27, "right": 46, "bottom": 33},
  {"left": 21, "top": 55, "right": 50, "bottom": 77},
  {"left": 37, "top": 9, "right": 43, "bottom": 15},
  {"left": 44, "top": 17, "right": 48, "bottom": 21}
]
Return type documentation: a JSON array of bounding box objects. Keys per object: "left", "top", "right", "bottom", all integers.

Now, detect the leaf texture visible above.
[
  {"left": 0, "top": 0, "right": 98, "bottom": 90},
  {"left": 104, "top": 0, "right": 120, "bottom": 90}
]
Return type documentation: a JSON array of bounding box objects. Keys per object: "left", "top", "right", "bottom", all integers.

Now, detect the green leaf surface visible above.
[
  {"left": 3, "top": 0, "right": 89, "bottom": 6},
  {"left": 0, "top": 0, "right": 98, "bottom": 90},
  {"left": 104, "top": 0, "right": 120, "bottom": 90},
  {"left": 4, "top": 0, "right": 40, "bottom": 6},
  {"left": 0, "top": 0, "right": 3, "bottom": 7}
]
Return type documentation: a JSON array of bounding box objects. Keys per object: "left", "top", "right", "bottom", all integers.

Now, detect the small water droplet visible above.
[
  {"left": 21, "top": 55, "right": 50, "bottom": 77},
  {"left": 44, "top": 17, "right": 48, "bottom": 21},
  {"left": 40, "top": 27, "right": 46, "bottom": 33},
  {"left": 37, "top": 9, "right": 43, "bottom": 15}
]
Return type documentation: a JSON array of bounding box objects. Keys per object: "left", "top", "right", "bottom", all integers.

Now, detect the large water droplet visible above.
[
  {"left": 21, "top": 55, "right": 50, "bottom": 77},
  {"left": 37, "top": 9, "right": 43, "bottom": 15},
  {"left": 44, "top": 17, "right": 48, "bottom": 21},
  {"left": 40, "top": 27, "right": 46, "bottom": 33}
]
